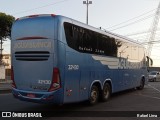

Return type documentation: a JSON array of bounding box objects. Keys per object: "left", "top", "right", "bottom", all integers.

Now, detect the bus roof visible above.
[
  {"left": 16, "top": 14, "right": 56, "bottom": 21},
  {"left": 15, "top": 14, "right": 143, "bottom": 47}
]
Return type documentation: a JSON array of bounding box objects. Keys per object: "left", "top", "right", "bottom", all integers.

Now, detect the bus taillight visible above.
[
  {"left": 11, "top": 66, "right": 17, "bottom": 88},
  {"left": 48, "top": 68, "right": 61, "bottom": 92}
]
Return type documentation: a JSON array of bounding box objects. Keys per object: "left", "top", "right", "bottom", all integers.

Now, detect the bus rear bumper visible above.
[{"left": 12, "top": 88, "right": 63, "bottom": 104}]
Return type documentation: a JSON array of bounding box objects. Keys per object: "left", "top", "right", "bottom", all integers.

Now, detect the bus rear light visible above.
[
  {"left": 28, "top": 14, "right": 56, "bottom": 18},
  {"left": 11, "top": 66, "right": 17, "bottom": 88},
  {"left": 48, "top": 68, "right": 61, "bottom": 92},
  {"left": 16, "top": 36, "right": 48, "bottom": 40},
  {"left": 51, "top": 14, "right": 56, "bottom": 17},
  {"left": 28, "top": 15, "right": 39, "bottom": 18},
  {"left": 16, "top": 18, "right": 19, "bottom": 21}
]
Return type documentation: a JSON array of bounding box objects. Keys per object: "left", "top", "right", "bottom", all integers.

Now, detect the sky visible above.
[{"left": 1, "top": 0, "right": 160, "bottom": 66}]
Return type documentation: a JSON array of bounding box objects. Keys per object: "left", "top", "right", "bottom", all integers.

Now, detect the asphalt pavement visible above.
[
  {"left": 0, "top": 81, "right": 12, "bottom": 94},
  {"left": 1, "top": 81, "right": 160, "bottom": 120}
]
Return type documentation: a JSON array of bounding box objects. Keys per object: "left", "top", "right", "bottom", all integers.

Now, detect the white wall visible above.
[{"left": 0, "top": 65, "right": 5, "bottom": 80}]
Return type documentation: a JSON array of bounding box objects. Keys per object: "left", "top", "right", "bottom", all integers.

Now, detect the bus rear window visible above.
[{"left": 11, "top": 16, "right": 55, "bottom": 40}]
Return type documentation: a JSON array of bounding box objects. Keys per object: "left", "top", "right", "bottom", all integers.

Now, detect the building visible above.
[
  {"left": 1, "top": 54, "right": 11, "bottom": 80},
  {"left": 0, "top": 65, "right": 5, "bottom": 81},
  {"left": 2, "top": 54, "right": 11, "bottom": 68}
]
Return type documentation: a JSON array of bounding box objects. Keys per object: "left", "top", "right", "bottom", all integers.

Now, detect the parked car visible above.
[{"left": 149, "top": 71, "right": 160, "bottom": 82}]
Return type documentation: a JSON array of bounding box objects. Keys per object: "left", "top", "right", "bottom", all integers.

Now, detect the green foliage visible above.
[{"left": 0, "top": 12, "right": 15, "bottom": 40}]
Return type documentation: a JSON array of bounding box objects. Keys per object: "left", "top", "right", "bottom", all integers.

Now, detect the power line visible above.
[
  {"left": 0, "top": 38, "right": 5, "bottom": 65},
  {"left": 129, "top": 33, "right": 160, "bottom": 43},
  {"left": 142, "top": 40, "right": 160, "bottom": 44},
  {"left": 124, "top": 28, "right": 160, "bottom": 36},
  {"left": 109, "top": 14, "right": 154, "bottom": 31},
  {"left": 106, "top": 8, "right": 156, "bottom": 30},
  {"left": 3, "top": 49, "right": 10, "bottom": 54},
  {"left": 12, "top": 0, "right": 70, "bottom": 15},
  {"left": 152, "top": 45, "right": 160, "bottom": 48}
]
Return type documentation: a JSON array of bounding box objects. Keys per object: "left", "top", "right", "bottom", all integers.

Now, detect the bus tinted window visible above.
[{"left": 64, "top": 22, "right": 121, "bottom": 57}]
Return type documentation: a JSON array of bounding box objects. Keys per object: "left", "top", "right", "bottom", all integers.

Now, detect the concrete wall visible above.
[
  {"left": 0, "top": 65, "right": 5, "bottom": 81},
  {"left": 149, "top": 67, "right": 160, "bottom": 72}
]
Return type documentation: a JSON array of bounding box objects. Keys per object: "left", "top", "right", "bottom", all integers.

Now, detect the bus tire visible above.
[
  {"left": 88, "top": 85, "right": 99, "bottom": 105},
  {"left": 137, "top": 78, "right": 145, "bottom": 90},
  {"left": 101, "top": 83, "right": 111, "bottom": 102}
]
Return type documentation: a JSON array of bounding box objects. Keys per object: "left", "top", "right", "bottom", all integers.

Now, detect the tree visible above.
[
  {"left": 0, "top": 12, "right": 15, "bottom": 65},
  {"left": 0, "top": 12, "right": 15, "bottom": 39}
]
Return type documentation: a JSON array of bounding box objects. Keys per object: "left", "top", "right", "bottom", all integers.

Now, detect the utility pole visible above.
[
  {"left": 0, "top": 38, "right": 3, "bottom": 65},
  {"left": 83, "top": 0, "right": 92, "bottom": 24}
]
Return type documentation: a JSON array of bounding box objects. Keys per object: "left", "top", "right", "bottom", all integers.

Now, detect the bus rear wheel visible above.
[
  {"left": 137, "top": 78, "right": 145, "bottom": 90},
  {"left": 88, "top": 85, "right": 99, "bottom": 105},
  {"left": 101, "top": 83, "right": 111, "bottom": 102}
]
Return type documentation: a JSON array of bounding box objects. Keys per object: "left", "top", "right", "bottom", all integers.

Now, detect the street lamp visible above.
[{"left": 83, "top": 0, "right": 92, "bottom": 24}]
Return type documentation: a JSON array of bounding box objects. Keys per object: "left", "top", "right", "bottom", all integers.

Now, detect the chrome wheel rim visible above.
[
  {"left": 104, "top": 86, "right": 109, "bottom": 99},
  {"left": 91, "top": 89, "right": 98, "bottom": 103}
]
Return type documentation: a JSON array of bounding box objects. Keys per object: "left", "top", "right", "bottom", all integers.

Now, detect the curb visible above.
[
  {"left": 0, "top": 82, "right": 12, "bottom": 94},
  {"left": 0, "top": 88, "right": 12, "bottom": 94}
]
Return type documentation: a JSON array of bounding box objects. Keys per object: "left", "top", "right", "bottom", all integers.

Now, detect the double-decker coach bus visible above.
[{"left": 11, "top": 14, "right": 148, "bottom": 105}]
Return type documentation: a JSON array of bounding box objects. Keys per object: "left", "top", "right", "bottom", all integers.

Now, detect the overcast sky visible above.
[{"left": 1, "top": 0, "right": 160, "bottom": 66}]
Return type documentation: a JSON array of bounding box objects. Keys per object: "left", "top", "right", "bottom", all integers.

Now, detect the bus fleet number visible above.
[{"left": 68, "top": 65, "right": 79, "bottom": 70}]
